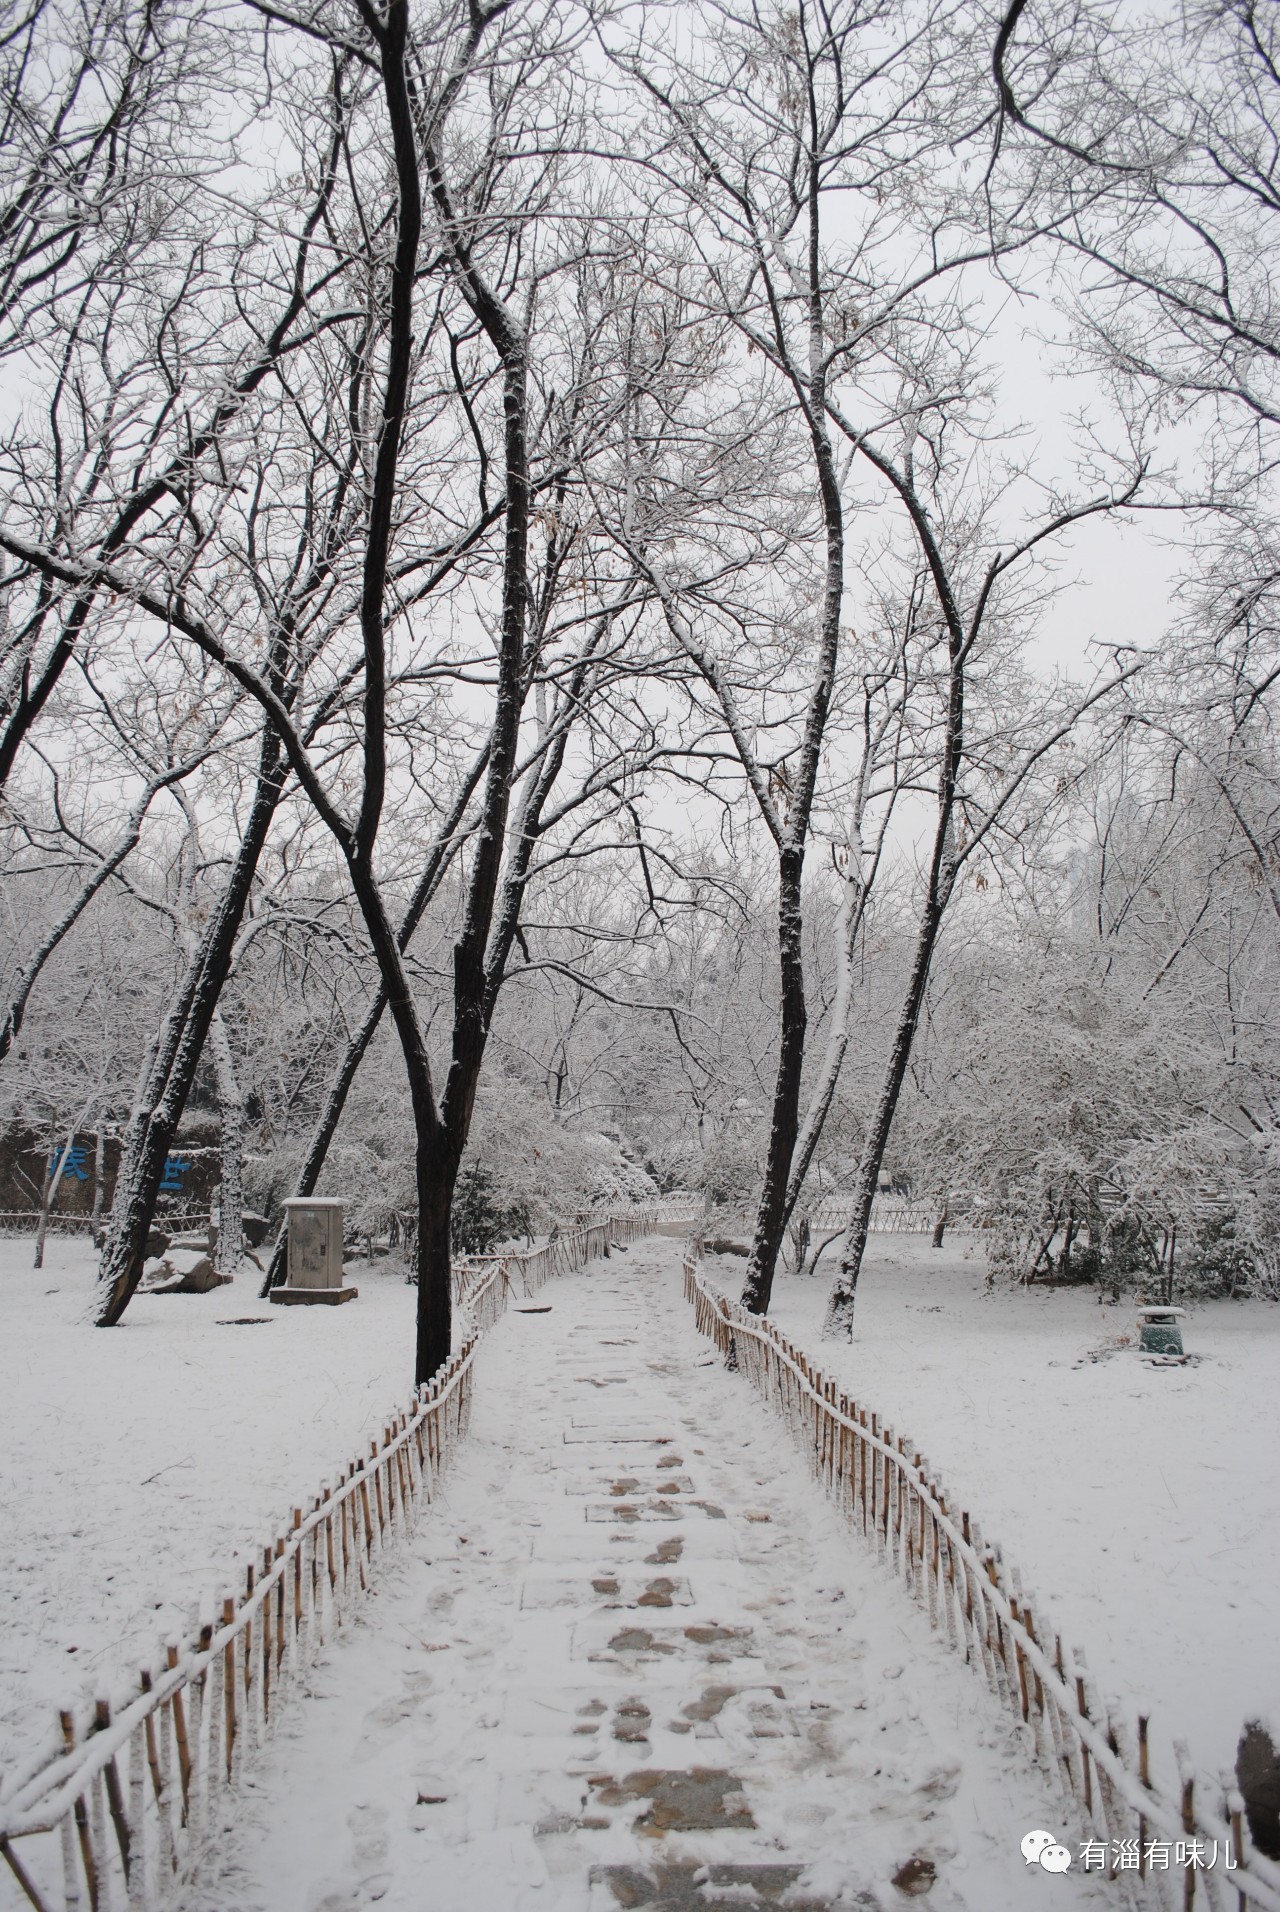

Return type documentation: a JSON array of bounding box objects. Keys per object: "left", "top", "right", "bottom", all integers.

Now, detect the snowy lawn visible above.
[
  {"left": 755, "top": 1233, "right": 1280, "bottom": 1779},
  {"left": 0, "top": 1236, "right": 417, "bottom": 1770}
]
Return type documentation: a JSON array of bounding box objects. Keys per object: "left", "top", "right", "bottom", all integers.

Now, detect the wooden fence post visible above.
[{"left": 60, "top": 1711, "right": 98, "bottom": 1911}]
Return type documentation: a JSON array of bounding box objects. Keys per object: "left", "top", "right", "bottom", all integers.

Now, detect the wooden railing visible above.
[
  {"left": 0, "top": 1341, "right": 476, "bottom": 1912},
  {"left": 803, "top": 1197, "right": 943, "bottom": 1234},
  {"left": 0, "top": 1210, "right": 209, "bottom": 1242},
  {"left": 683, "top": 1245, "right": 1280, "bottom": 1912},
  {"left": 455, "top": 1205, "right": 673, "bottom": 1328},
  {"left": 0, "top": 1205, "right": 661, "bottom": 1911}
]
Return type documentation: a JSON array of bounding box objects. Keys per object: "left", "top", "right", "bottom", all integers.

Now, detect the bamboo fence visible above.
[
  {"left": 0, "top": 1212, "right": 209, "bottom": 1242},
  {"left": 0, "top": 1206, "right": 668, "bottom": 1912},
  {"left": 804, "top": 1197, "right": 945, "bottom": 1234},
  {"left": 683, "top": 1243, "right": 1280, "bottom": 1912},
  {"left": 455, "top": 1205, "right": 668, "bottom": 1326}
]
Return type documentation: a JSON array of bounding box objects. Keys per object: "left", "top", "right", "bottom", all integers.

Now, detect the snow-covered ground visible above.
[
  {"left": 3, "top": 1226, "right": 1274, "bottom": 1905},
  {"left": 753, "top": 1233, "right": 1280, "bottom": 1782},
  {"left": 189, "top": 1237, "right": 1105, "bottom": 1912},
  {"left": 0, "top": 1235, "right": 417, "bottom": 1770}
]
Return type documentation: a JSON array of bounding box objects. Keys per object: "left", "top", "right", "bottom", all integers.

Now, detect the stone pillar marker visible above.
[{"left": 269, "top": 1196, "right": 358, "bottom": 1305}]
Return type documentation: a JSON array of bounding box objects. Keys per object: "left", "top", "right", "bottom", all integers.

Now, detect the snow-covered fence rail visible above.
[
  {"left": 0, "top": 1212, "right": 97, "bottom": 1239},
  {"left": 456, "top": 1205, "right": 675, "bottom": 1328},
  {"left": 683, "top": 1244, "right": 1280, "bottom": 1912},
  {"left": 0, "top": 1339, "right": 478, "bottom": 1912},
  {"left": 646, "top": 1196, "right": 703, "bottom": 1223},
  {"left": 804, "top": 1198, "right": 942, "bottom": 1234},
  {"left": 0, "top": 1210, "right": 209, "bottom": 1241}
]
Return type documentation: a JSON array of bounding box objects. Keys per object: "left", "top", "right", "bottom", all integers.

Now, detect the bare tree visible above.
[
  {"left": 0, "top": 750, "right": 215, "bottom": 1064},
  {"left": 0, "top": 0, "right": 217, "bottom": 348},
  {"left": 819, "top": 377, "right": 1144, "bottom": 1333}
]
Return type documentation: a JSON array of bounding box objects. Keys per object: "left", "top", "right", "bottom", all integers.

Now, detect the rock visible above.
[
  {"left": 145, "top": 1228, "right": 170, "bottom": 1259},
  {"left": 892, "top": 1856, "right": 937, "bottom": 1897},
  {"left": 706, "top": 1237, "right": 750, "bottom": 1257},
  {"left": 241, "top": 1210, "right": 271, "bottom": 1249},
  {"left": 1237, "top": 1721, "right": 1280, "bottom": 1860},
  {"left": 141, "top": 1249, "right": 231, "bottom": 1295},
  {"left": 170, "top": 1250, "right": 227, "bottom": 1293}
]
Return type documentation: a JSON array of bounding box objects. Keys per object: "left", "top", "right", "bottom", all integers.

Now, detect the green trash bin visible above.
[{"left": 1136, "top": 1305, "right": 1185, "bottom": 1357}]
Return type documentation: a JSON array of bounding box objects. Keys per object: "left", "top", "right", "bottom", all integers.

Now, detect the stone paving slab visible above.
[{"left": 588, "top": 1859, "right": 865, "bottom": 1910}]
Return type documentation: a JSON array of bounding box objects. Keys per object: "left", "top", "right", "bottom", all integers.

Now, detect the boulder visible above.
[
  {"left": 141, "top": 1249, "right": 231, "bottom": 1295},
  {"left": 241, "top": 1210, "right": 271, "bottom": 1249},
  {"left": 145, "top": 1228, "right": 170, "bottom": 1259}
]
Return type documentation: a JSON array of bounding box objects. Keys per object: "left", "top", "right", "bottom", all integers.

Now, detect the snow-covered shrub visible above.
[
  {"left": 694, "top": 1126, "right": 763, "bottom": 1211},
  {"left": 460, "top": 1083, "right": 657, "bottom": 1227},
  {"left": 641, "top": 1136, "right": 706, "bottom": 1195},
  {"left": 451, "top": 1163, "right": 533, "bottom": 1254},
  {"left": 262, "top": 1038, "right": 659, "bottom": 1248},
  {"left": 1180, "top": 1214, "right": 1259, "bottom": 1298}
]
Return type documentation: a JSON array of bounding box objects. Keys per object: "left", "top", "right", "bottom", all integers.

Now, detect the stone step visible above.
[{"left": 589, "top": 1859, "right": 863, "bottom": 1911}]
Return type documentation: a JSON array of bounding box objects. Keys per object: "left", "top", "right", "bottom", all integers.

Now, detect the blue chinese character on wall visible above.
[
  {"left": 160, "top": 1154, "right": 190, "bottom": 1193},
  {"left": 50, "top": 1145, "right": 89, "bottom": 1181}
]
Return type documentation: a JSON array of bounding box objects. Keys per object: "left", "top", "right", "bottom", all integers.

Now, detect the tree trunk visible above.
[
  {"left": 932, "top": 1199, "right": 948, "bottom": 1249},
  {"left": 95, "top": 730, "right": 287, "bottom": 1326},
  {"left": 260, "top": 748, "right": 488, "bottom": 1294},
  {"left": 416, "top": 1141, "right": 453, "bottom": 1383},
  {"left": 261, "top": 991, "right": 385, "bottom": 1291},
  {"left": 1086, "top": 1176, "right": 1104, "bottom": 1268},
  {"left": 1031, "top": 1221, "right": 1057, "bottom": 1278},
  {"left": 422, "top": 287, "right": 532, "bottom": 1378},
  {"left": 741, "top": 847, "right": 807, "bottom": 1313},
  {"left": 801, "top": 1228, "right": 842, "bottom": 1280},
  {"left": 822, "top": 471, "right": 967, "bottom": 1339},
  {"left": 739, "top": 222, "right": 845, "bottom": 1311},
  {"left": 34, "top": 1130, "right": 74, "bottom": 1270},
  {"left": 90, "top": 1127, "right": 106, "bottom": 1236},
  {"left": 245, "top": 17, "right": 528, "bottom": 1385},
  {"left": 343, "top": 844, "right": 453, "bottom": 1379},
  {"left": 0, "top": 594, "right": 94, "bottom": 792},
  {"left": 779, "top": 861, "right": 866, "bottom": 1237},
  {"left": 822, "top": 875, "right": 954, "bottom": 1338},
  {"left": 209, "top": 1010, "right": 244, "bottom": 1275}
]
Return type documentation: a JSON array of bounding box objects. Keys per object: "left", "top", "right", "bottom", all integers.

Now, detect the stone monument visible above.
[{"left": 269, "top": 1196, "right": 358, "bottom": 1305}]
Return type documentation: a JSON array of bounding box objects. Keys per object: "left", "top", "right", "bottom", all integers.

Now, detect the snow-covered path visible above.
[{"left": 191, "top": 1240, "right": 1104, "bottom": 1912}]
